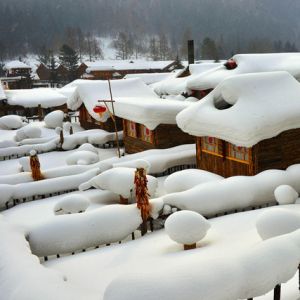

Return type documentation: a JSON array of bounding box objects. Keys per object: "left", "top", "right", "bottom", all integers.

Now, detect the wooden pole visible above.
[
  {"left": 274, "top": 284, "right": 281, "bottom": 300},
  {"left": 107, "top": 79, "right": 121, "bottom": 158},
  {"left": 188, "top": 40, "right": 195, "bottom": 65},
  {"left": 298, "top": 264, "right": 300, "bottom": 290}
]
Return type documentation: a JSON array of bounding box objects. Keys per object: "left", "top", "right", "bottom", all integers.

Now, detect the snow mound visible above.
[
  {"left": 165, "top": 211, "right": 211, "bottom": 246},
  {"left": 28, "top": 204, "right": 142, "bottom": 256},
  {"left": 79, "top": 167, "right": 158, "bottom": 199},
  {"left": 274, "top": 185, "right": 298, "bottom": 205},
  {"left": 78, "top": 143, "right": 98, "bottom": 154},
  {"left": 54, "top": 194, "right": 90, "bottom": 215},
  {"left": 44, "top": 110, "right": 65, "bottom": 129},
  {"left": 15, "top": 124, "right": 42, "bottom": 141},
  {"left": 256, "top": 208, "right": 300, "bottom": 240},
  {"left": 0, "top": 115, "right": 24, "bottom": 129},
  {"left": 164, "top": 169, "right": 223, "bottom": 194},
  {"left": 66, "top": 151, "right": 99, "bottom": 165}
]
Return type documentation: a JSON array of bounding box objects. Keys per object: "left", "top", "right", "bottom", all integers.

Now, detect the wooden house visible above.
[
  {"left": 113, "top": 97, "right": 195, "bottom": 153},
  {"left": 3, "top": 61, "right": 32, "bottom": 89},
  {"left": 67, "top": 78, "right": 158, "bottom": 133},
  {"left": 78, "top": 60, "right": 183, "bottom": 80},
  {"left": 177, "top": 71, "right": 300, "bottom": 177}
]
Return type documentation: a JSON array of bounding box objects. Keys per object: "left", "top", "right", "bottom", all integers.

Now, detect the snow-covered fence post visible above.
[
  {"left": 55, "top": 127, "right": 64, "bottom": 149},
  {"left": 135, "top": 167, "right": 151, "bottom": 236},
  {"left": 69, "top": 125, "right": 73, "bottom": 135},
  {"left": 274, "top": 284, "right": 281, "bottom": 300},
  {"left": 29, "top": 150, "right": 44, "bottom": 181}
]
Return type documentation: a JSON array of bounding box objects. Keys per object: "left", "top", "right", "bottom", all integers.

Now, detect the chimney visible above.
[{"left": 188, "top": 40, "right": 195, "bottom": 65}]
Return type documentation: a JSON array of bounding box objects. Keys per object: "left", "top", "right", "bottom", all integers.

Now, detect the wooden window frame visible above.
[
  {"left": 201, "top": 136, "right": 223, "bottom": 157},
  {"left": 139, "top": 124, "right": 154, "bottom": 144},
  {"left": 227, "top": 144, "right": 251, "bottom": 164}
]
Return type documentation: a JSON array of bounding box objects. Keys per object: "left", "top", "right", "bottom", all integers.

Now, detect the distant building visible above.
[
  {"left": 78, "top": 60, "right": 183, "bottom": 80},
  {"left": 2, "top": 60, "right": 32, "bottom": 89}
]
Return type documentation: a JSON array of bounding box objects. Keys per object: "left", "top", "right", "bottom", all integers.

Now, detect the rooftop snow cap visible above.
[
  {"left": 4, "top": 60, "right": 31, "bottom": 70},
  {"left": 177, "top": 71, "right": 300, "bottom": 147},
  {"left": 187, "top": 53, "right": 300, "bottom": 91}
]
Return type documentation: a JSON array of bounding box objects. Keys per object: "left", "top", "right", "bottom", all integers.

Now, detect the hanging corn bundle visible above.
[
  {"left": 134, "top": 167, "right": 151, "bottom": 236},
  {"left": 29, "top": 150, "right": 44, "bottom": 181}
]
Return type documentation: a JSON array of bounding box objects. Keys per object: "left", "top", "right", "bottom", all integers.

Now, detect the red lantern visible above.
[
  {"left": 146, "top": 128, "right": 150, "bottom": 135},
  {"left": 224, "top": 59, "right": 237, "bottom": 70},
  {"left": 93, "top": 105, "right": 107, "bottom": 114}
]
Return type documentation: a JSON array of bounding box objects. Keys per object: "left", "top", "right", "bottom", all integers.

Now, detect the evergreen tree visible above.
[
  {"left": 201, "top": 37, "right": 219, "bottom": 61},
  {"left": 59, "top": 44, "right": 79, "bottom": 81},
  {"left": 149, "top": 37, "right": 159, "bottom": 61},
  {"left": 48, "top": 52, "right": 57, "bottom": 87},
  {"left": 38, "top": 45, "right": 51, "bottom": 65}
]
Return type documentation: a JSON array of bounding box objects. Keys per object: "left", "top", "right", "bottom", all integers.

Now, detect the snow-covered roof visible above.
[
  {"left": 187, "top": 53, "right": 300, "bottom": 91},
  {"left": 114, "top": 97, "right": 191, "bottom": 130},
  {"left": 0, "top": 81, "right": 6, "bottom": 100},
  {"left": 67, "top": 78, "right": 158, "bottom": 122},
  {"left": 4, "top": 88, "right": 68, "bottom": 108},
  {"left": 177, "top": 71, "right": 300, "bottom": 147},
  {"left": 123, "top": 73, "right": 173, "bottom": 85},
  {"left": 84, "top": 60, "right": 175, "bottom": 72},
  {"left": 152, "top": 62, "right": 221, "bottom": 96},
  {"left": 4, "top": 60, "right": 31, "bottom": 70}
]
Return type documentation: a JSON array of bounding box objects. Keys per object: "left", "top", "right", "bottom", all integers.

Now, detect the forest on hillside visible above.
[{"left": 1, "top": 0, "right": 300, "bottom": 60}]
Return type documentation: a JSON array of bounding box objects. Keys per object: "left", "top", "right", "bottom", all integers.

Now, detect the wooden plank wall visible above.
[{"left": 124, "top": 123, "right": 195, "bottom": 154}]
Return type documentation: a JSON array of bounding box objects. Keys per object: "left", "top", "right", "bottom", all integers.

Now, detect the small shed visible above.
[{"left": 177, "top": 71, "right": 300, "bottom": 177}]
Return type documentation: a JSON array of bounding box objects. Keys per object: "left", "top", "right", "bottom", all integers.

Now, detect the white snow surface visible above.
[
  {"left": 256, "top": 208, "right": 300, "bottom": 240},
  {"left": 80, "top": 167, "right": 158, "bottom": 199},
  {"left": 165, "top": 211, "right": 211, "bottom": 245},
  {"left": 163, "top": 165, "right": 300, "bottom": 216},
  {"left": 44, "top": 110, "right": 65, "bottom": 129},
  {"left": 0, "top": 216, "right": 94, "bottom": 300},
  {"left": 28, "top": 204, "right": 142, "bottom": 256},
  {"left": 177, "top": 71, "right": 300, "bottom": 147},
  {"left": 0, "top": 115, "right": 24, "bottom": 129},
  {"left": 114, "top": 97, "right": 191, "bottom": 130},
  {"left": 66, "top": 78, "right": 158, "bottom": 122},
  {"left": 104, "top": 228, "right": 300, "bottom": 300},
  {"left": 53, "top": 194, "right": 90, "bottom": 215},
  {"left": 274, "top": 185, "right": 299, "bottom": 205},
  {"left": 164, "top": 169, "right": 223, "bottom": 194},
  {"left": 4, "top": 88, "right": 67, "bottom": 108}
]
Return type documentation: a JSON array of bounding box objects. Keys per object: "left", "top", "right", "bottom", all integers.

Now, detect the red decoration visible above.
[
  {"left": 146, "top": 128, "right": 150, "bottom": 135},
  {"left": 208, "top": 137, "right": 213, "bottom": 144},
  {"left": 93, "top": 105, "right": 107, "bottom": 113},
  {"left": 224, "top": 59, "right": 237, "bottom": 70}
]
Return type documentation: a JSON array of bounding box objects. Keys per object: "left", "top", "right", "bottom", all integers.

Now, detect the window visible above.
[
  {"left": 126, "top": 120, "right": 137, "bottom": 138},
  {"left": 140, "top": 124, "right": 154, "bottom": 143},
  {"left": 227, "top": 144, "right": 250, "bottom": 163},
  {"left": 201, "top": 136, "right": 223, "bottom": 156}
]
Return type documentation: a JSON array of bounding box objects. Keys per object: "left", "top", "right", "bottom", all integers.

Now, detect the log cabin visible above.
[
  {"left": 77, "top": 60, "right": 183, "bottom": 80},
  {"left": 113, "top": 97, "right": 195, "bottom": 153},
  {"left": 177, "top": 71, "right": 300, "bottom": 177},
  {"left": 2, "top": 61, "right": 32, "bottom": 89},
  {"left": 67, "top": 78, "right": 158, "bottom": 132}
]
